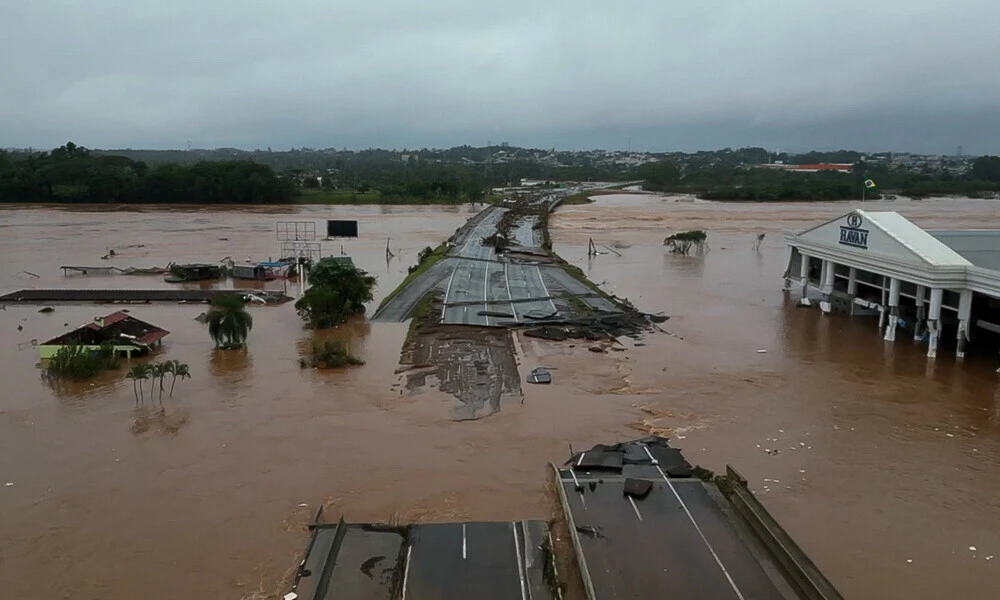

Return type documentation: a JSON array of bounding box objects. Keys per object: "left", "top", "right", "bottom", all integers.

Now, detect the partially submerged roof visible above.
[
  {"left": 42, "top": 311, "right": 169, "bottom": 347},
  {"left": 793, "top": 210, "right": 972, "bottom": 268},
  {"left": 927, "top": 230, "right": 1000, "bottom": 271}
]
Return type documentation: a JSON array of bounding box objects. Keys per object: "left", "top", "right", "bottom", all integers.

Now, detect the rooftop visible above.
[
  {"left": 43, "top": 311, "right": 170, "bottom": 347},
  {"left": 861, "top": 211, "right": 972, "bottom": 267},
  {"left": 928, "top": 230, "right": 1000, "bottom": 271}
]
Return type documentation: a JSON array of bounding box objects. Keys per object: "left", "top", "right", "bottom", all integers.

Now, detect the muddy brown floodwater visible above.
[{"left": 2, "top": 198, "right": 1000, "bottom": 599}]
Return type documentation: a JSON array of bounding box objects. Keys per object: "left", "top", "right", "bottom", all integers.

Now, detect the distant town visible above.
[
  {"left": 1, "top": 142, "right": 997, "bottom": 204},
  {"left": 22, "top": 143, "right": 975, "bottom": 176}
]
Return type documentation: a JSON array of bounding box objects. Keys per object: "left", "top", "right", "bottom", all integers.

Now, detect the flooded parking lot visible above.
[{"left": 2, "top": 197, "right": 1000, "bottom": 599}]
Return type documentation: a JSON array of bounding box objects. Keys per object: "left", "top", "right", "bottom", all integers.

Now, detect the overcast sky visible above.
[{"left": 2, "top": 1, "right": 999, "bottom": 154}]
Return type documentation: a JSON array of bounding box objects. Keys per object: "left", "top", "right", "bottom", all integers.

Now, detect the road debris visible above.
[{"left": 527, "top": 367, "right": 552, "bottom": 384}]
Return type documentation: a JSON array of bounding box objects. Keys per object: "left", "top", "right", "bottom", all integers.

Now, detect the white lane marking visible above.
[
  {"left": 521, "top": 521, "right": 535, "bottom": 600},
  {"left": 503, "top": 261, "right": 517, "bottom": 322},
  {"left": 401, "top": 545, "right": 412, "bottom": 600},
  {"left": 567, "top": 468, "right": 587, "bottom": 509},
  {"left": 482, "top": 260, "right": 490, "bottom": 326},
  {"left": 628, "top": 496, "right": 643, "bottom": 521},
  {"left": 534, "top": 264, "right": 558, "bottom": 314},
  {"left": 462, "top": 523, "right": 467, "bottom": 559},
  {"left": 441, "top": 260, "right": 459, "bottom": 320},
  {"left": 656, "top": 465, "right": 746, "bottom": 600},
  {"left": 512, "top": 522, "right": 529, "bottom": 600}
]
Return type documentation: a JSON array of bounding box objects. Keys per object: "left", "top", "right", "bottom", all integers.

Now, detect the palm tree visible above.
[
  {"left": 125, "top": 364, "right": 145, "bottom": 405},
  {"left": 159, "top": 361, "right": 175, "bottom": 400},
  {"left": 149, "top": 363, "right": 168, "bottom": 407},
  {"left": 207, "top": 295, "right": 253, "bottom": 349},
  {"left": 125, "top": 363, "right": 151, "bottom": 405},
  {"left": 168, "top": 362, "right": 191, "bottom": 398}
]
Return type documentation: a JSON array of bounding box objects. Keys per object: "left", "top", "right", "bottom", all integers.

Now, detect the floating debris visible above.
[{"left": 527, "top": 367, "right": 552, "bottom": 384}]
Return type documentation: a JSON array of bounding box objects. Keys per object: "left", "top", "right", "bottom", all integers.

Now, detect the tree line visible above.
[
  {"left": 6, "top": 142, "right": 1000, "bottom": 204},
  {"left": 637, "top": 155, "right": 1000, "bottom": 200},
  {"left": 0, "top": 142, "right": 295, "bottom": 204}
]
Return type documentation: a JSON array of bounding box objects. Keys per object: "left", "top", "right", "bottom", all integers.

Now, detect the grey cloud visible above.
[{"left": 2, "top": 0, "right": 998, "bottom": 153}]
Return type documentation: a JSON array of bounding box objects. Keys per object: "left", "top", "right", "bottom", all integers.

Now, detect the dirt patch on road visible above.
[{"left": 401, "top": 299, "right": 522, "bottom": 421}]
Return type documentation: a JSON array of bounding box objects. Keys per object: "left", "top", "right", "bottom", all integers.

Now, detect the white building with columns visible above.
[{"left": 783, "top": 210, "right": 1000, "bottom": 360}]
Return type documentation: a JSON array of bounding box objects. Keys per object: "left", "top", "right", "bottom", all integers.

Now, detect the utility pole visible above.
[{"left": 484, "top": 140, "right": 494, "bottom": 185}]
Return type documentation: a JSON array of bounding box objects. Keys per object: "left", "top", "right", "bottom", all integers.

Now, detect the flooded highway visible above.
[{"left": 2, "top": 197, "right": 1000, "bottom": 599}]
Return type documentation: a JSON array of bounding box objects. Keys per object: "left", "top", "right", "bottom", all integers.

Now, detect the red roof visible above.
[
  {"left": 137, "top": 330, "right": 170, "bottom": 345},
  {"left": 42, "top": 311, "right": 170, "bottom": 348},
  {"left": 86, "top": 311, "right": 130, "bottom": 330},
  {"left": 793, "top": 164, "right": 853, "bottom": 171}
]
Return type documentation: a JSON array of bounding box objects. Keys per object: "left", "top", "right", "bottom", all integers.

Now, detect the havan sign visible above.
[{"left": 839, "top": 213, "right": 868, "bottom": 249}]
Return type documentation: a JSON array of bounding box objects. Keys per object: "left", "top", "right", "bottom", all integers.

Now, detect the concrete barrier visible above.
[{"left": 725, "top": 465, "right": 844, "bottom": 600}]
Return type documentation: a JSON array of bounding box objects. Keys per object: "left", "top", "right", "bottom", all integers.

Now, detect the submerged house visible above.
[
  {"left": 39, "top": 311, "right": 169, "bottom": 359},
  {"left": 164, "top": 263, "right": 222, "bottom": 283},
  {"left": 232, "top": 263, "right": 276, "bottom": 281}
]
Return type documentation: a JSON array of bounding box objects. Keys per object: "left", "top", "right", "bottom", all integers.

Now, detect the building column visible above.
[
  {"left": 927, "top": 288, "right": 943, "bottom": 359},
  {"left": 956, "top": 289, "right": 973, "bottom": 360},
  {"left": 847, "top": 267, "right": 858, "bottom": 316},
  {"left": 782, "top": 247, "right": 794, "bottom": 290},
  {"left": 913, "top": 285, "right": 926, "bottom": 341},
  {"left": 884, "top": 278, "right": 901, "bottom": 342},
  {"left": 878, "top": 277, "right": 888, "bottom": 331},
  {"left": 799, "top": 254, "right": 811, "bottom": 306},
  {"left": 820, "top": 260, "right": 836, "bottom": 313}
]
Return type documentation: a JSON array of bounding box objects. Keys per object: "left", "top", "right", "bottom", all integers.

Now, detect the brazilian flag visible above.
[{"left": 864, "top": 179, "right": 877, "bottom": 189}]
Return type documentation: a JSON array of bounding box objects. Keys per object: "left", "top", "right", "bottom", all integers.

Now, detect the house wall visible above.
[{"left": 39, "top": 344, "right": 139, "bottom": 359}]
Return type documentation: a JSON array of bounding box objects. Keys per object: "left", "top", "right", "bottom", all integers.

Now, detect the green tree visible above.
[
  {"left": 207, "top": 295, "right": 253, "bottom": 349},
  {"left": 306, "top": 259, "right": 377, "bottom": 311},
  {"left": 301, "top": 339, "right": 365, "bottom": 368},
  {"left": 295, "top": 259, "right": 377, "bottom": 328},
  {"left": 168, "top": 361, "right": 191, "bottom": 397},
  {"left": 637, "top": 159, "right": 682, "bottom": 190},
  {"left": 971, "top": 156, "right": 1000, "bottom": 182},
  {"left": 149, "top": 363, "right": 168, "bottom": 406},
  {"left": 125, "top": 364, "right": 149, "bottom": 405},
  {"left": 47, "top": 342, "right": 120, "bottom": 380},
  {"left": 158, "top": 361, "right": 175, "bottom": 401}
]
